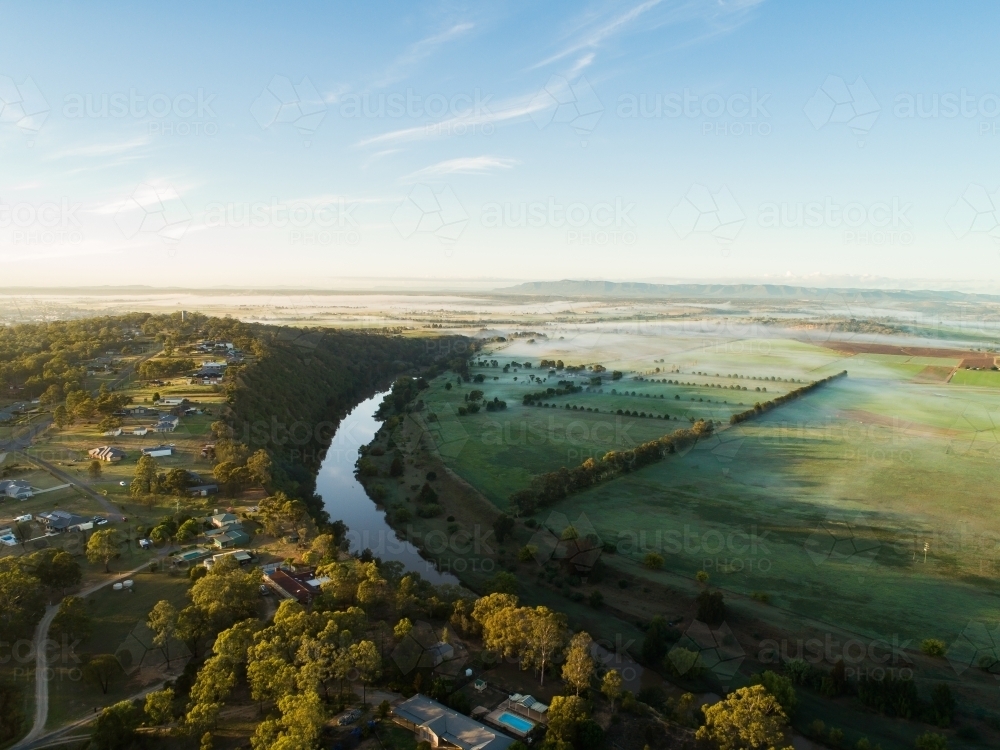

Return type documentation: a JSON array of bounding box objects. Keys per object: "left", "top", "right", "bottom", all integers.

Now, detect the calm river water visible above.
[{"left": 316, "top": 390, "right": 458, "bottom": 585}]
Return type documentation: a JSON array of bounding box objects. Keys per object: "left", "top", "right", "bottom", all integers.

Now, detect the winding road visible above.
[
  {"left": 4, "top": 347, "right": 164, "bottom": 748},
  {"left": 11, "top": 559, "right": 158, "bottom": 750}
]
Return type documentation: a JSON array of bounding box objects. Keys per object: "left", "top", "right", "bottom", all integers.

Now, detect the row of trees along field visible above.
[
  {"left": 508, "top": 420, "right": 716, "bottom": 516},
  {"left": 729, "top": 370, "right": 848, "bottom": 424}
]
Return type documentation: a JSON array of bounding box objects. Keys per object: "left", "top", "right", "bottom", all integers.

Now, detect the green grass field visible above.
[
  {"left": 950, "top": 368, "right": 1000, "bottom": 387},
  {"left": 424, "top": 333, "right": 1000, "bottom": 646},
  {"left": 45, "top": 571, "right": 192, "bottom": 728}
]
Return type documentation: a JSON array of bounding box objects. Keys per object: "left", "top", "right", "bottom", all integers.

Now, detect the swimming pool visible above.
[{"left": 497, "top": 711, "right": 534, "bottom": 734}]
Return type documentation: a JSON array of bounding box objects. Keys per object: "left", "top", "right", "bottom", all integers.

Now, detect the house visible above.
[
  {"left": 131, "top": 406, "right": 160, "bottom": 417},
  {"left": 141, "top": 445, "right": 174, "bottom": 458},
  {"left": 0, "top": 479, "right": 33, "bottom": 500},
  {"left": 212, "top": 529, "right": 250, "bottom": 549},
  {"left": 102, "top": 428, "right": 122, "bottom": 437},
  {"left": 188, "top": 484, "right": 219, "bottom": 497},
  {"left": 264, "top": 568, "right": 325, "bottom": 604},
  {"left": 209, "top": 512, "right": 240, "bottom": 528},
  {"left": 158, "top": 397, "right": 187, "bottom": 406},
  {"left": 38, "top": 510, "right": 87, "bottom": 532},
  {"left": 204, "top": 550, "right": 252, "bottom": 570},
  {"left": 392, "top": 695, "right": 516, "bottom": 750},
  {"left": 132, "top": 427, "right": 149, "bottom": 436},
  {"left": 89, "top": 446, "right": 126, "bottom": 463},
  {"left": 154, "top": 415, "right": 180, "bottom": 432}
]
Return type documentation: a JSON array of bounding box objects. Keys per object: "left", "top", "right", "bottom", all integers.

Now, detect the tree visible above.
[
  {"left": 546, "top": 695, "right": 591, "bottom": 747},
  {"left": 697, "top": 589, "right": 725, "bottom": 626},
  {"left": 562, "top": 631, "right": 595, "bottom": 696},
  {"left": 97, "top": 415, "right": 122, "bottom": 433},
  {"left": 492, "top": 513, "right": 515, "bottom": 542},
  {"left": 50, "top": 596, "right": 91, "bottom": 643},
  {"left": 246, "top": 449, "right": 273, "bottom": 486},
  {"left": 394, "top": 618, "right": 413, "bottom": 639},
  {"left": 350, "top": 639, "right": 382, "bottom": 704},
  {"left": 177, "top": 604, "right": 211, "bottom": 659},
  {"left": 45, "top": 551, "right": 82, "bottom": 593},
  {"left": 696, "top": 685, "right": 793, "bottom": 750},
  {"left": 144, "top": 687, "right": 175, "bottom": 725},
  {"left": 641, "top": 616, "right": 675, "bottom": 666},
  {"left": 86, "top": 529, "right": 120, "bottom": 572},
  {"left": 200, "top": 732, "right": 214, "bottom": 750},
  {"left": 88, "top": 460, "right": 103, "bottom": 479},
  {"left": 487, "top": 571, "right": 518, "bottom": 595},
  {"left": 176, "top": 519, "right": 202, "bottom": 543},
  {"left": 53, "top": 404, "right": 70, "bottom": 428},
  {"left": 0, "top": 565, "right": 46, "bottom": 640},
  {"left": 148, "top": 600, "right": 179, "bottom": 667},
  {"left": 189, "top": 564, "right": 262, "bottom": 629},
  {"left": 130, "top": 454, "right": 159, "bottom": 498},
  {"left": 601, "top": 669, "right": 623, "bottom": 712},
  {"left": 915, "top": 733, "right": 948, "bottom": 750},
  {"left": 643, "top": 552, "right": 664, "bottom": 570},
  {"left": 83, "top": 653, "right": 121, "bottom": 694},
  {"left": 749, "top": 671, "right": 797, "bottom": 717},
  {"left": 90, "top": 699, "right": 141, "bottom": 750},
  {"left": 389, "top": 456, "right": 404, "bottom": 477},
  {"left": 522, "top": 607, "right": 567, "bottom": 686}
]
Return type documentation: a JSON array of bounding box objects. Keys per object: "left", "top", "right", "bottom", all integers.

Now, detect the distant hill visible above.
[{"left": 496, "top": 280, "right": 1000, "bottom": 303}]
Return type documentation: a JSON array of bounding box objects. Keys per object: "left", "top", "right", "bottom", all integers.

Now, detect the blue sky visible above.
[{"left": 3, "top": 0, "right": 1000, "bottom": 289}]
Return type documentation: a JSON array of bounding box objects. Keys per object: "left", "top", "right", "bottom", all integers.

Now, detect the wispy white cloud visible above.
[
  {"left": 401, "top": 155, "right": 518, "bottom": 182},
  {"left": 373, "top": 22, "right": 475, "bottom": 88},
  {"left": 45, "top": 134, "right": 152, "bottom": 161},
  {"left": 533, "top": 0, "right": 765, "bottom": 71},
  {"left": 355, "top": 93, "right": 546, "bottom": 147}
]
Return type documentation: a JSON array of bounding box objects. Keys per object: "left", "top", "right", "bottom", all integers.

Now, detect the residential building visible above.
[
  {"left": 211, "top": 529, "right": 250, "bottom": 549},
  {"left": 188, "top": 484, "right": 219, "bottom": 497},
  {"left": 153, "top": 415, "right": 180, "bottom": 432},
  {"left": 392, "top": 695, "right": 516, "bottom": 750},
  {"left": 158, "top": 397, "right": 187, "bottom": 406},
  {"left": 38, "top": 510, "right": 87, "bottom": 532},
  {"left": 264, "top": 568, "right": 327, "bottom": 604},
  {"left": 89, "top": 446, "right": 126, "bottom": 463},
  {"left": 209, "top": 512, "right": 240, "bottom": 528},
  {"left": 0, "top": 479, "right": 33, "bottom": 499}
]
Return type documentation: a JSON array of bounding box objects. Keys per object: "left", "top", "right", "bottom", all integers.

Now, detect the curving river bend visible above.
[{"left": 316, "top": 390, "right": 458, "bottom": 585}]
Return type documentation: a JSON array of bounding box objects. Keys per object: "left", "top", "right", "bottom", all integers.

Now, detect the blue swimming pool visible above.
[{"left": 497, "top": 711, "right": 534, "bottom": 733}]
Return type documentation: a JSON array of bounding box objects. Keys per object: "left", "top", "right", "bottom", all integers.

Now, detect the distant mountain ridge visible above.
[{"left": 497, "top": 280, "right": 1000, "bottom": 303}]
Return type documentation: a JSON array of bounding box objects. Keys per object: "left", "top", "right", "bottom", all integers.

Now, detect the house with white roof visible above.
[{"left": 392, "top": 694, "right": 515, "bottom": 750}]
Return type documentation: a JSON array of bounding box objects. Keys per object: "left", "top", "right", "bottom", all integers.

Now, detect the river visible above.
[{"left": 315, "top": 390, "right": 458, "bottom": 585}]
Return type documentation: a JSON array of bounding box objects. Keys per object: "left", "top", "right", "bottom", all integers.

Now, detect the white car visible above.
[{"left": 14, "top": 514, "right": 32, "bottom": 523}]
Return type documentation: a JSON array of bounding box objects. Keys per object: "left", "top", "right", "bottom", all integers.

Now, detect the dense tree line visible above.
[
  {"left": 522, "top": 381, "right": 583, "bottom": 405},
  {"left": 219, "top": 329, "right": 469, "bottom": 521},
  {"left": 508, "top": 420, "right": 716, "bottom": 515},
  {"left": 729, "top": 371, "right": 847, "bottom": 425}
]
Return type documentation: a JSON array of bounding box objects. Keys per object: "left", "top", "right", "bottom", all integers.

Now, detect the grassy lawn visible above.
[
  {"left": 950, "top": 368, "right": 1000, "bottom": 387},
  {"left": 45, "top": 570, "right": 193, "bottom": 729}
]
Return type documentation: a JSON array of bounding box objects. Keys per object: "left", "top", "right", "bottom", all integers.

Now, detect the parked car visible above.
[
  {"left": 337, "top": 709, "right": 362, "bottom": 726},
  {"left": 14, "top": 514, "right": 32, "bottom": 523}
]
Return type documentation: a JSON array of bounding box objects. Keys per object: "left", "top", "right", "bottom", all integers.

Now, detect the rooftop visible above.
[{"left": 393, "top": 694, "right": 516, "bottom": 750}]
